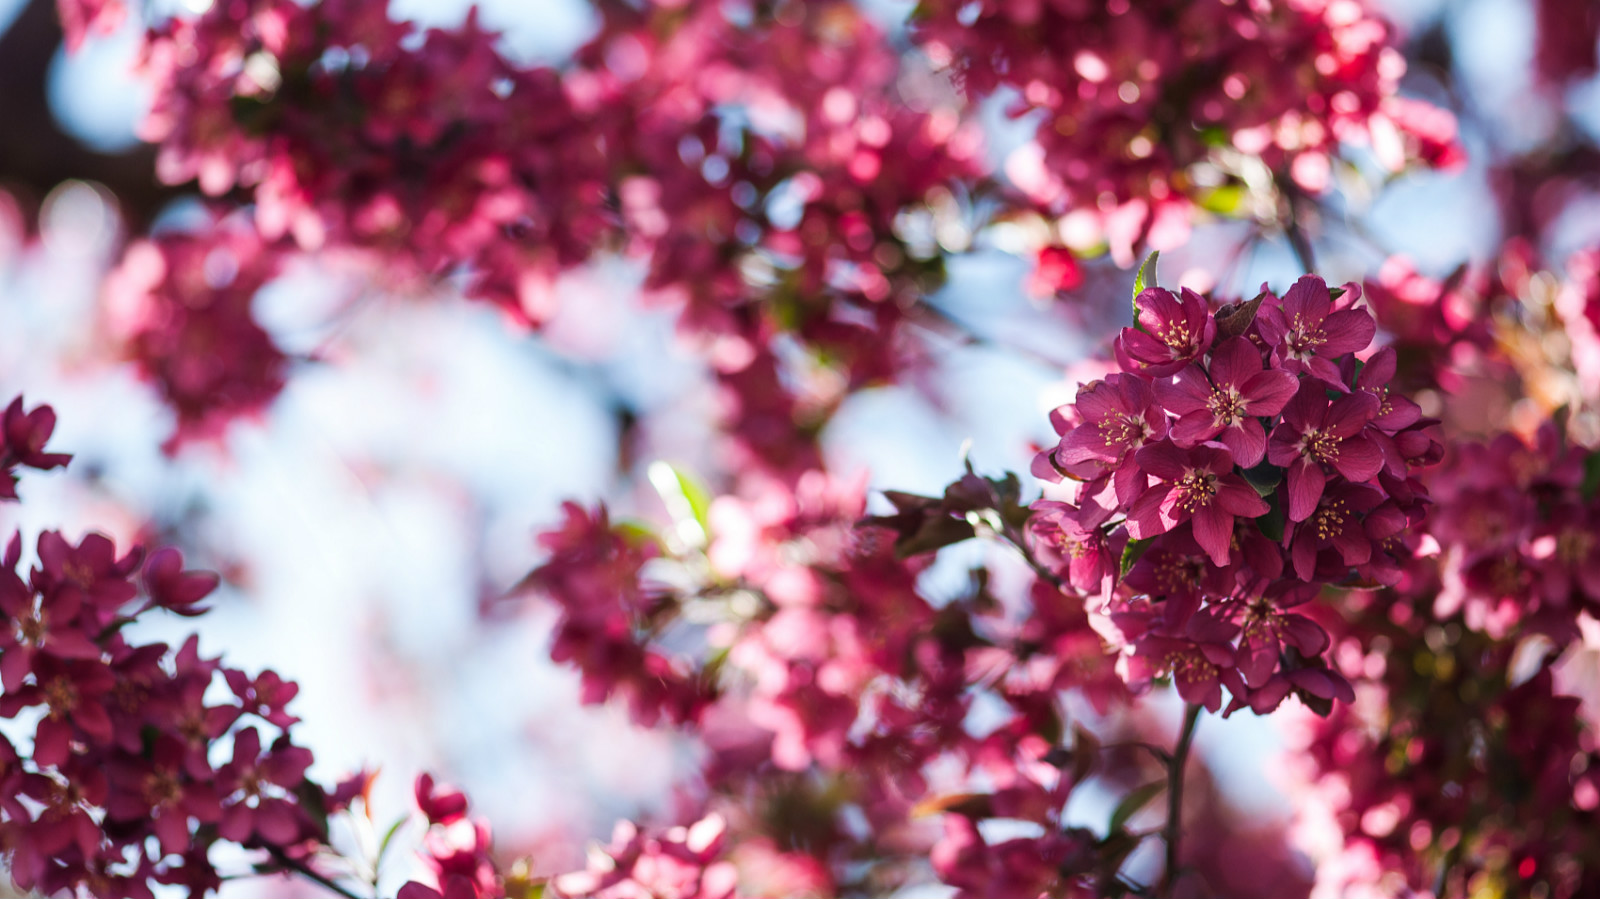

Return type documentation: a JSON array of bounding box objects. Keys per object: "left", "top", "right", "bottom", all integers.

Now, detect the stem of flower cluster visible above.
[
  {"left": 1000, "top": 521, "right": 1068, "bottom": 590},
  {"left": 1160, "top": 703, "right": 1203, "bottom": 898}
]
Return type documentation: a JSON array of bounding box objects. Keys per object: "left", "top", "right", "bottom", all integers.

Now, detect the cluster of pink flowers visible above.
[
  {"left": 119, "top": 0, "right": 990, "bottom": 455},
  {"left": 548, "top": 813, "right": 738, "bottom": 899},
  {"left": 398, "top": 774, "right": 504, "bottom": 899},
  {"left": 1031, "top": 274, "right": 1439, "bottom": 713},
  {"left": 523, "top": 502, "right": 715, "bottom": 728},
  {"left": 139, "top": 0, "right": 613, "bottom": 317},
  {"left": 0, "top": 396, "right": 335, "bottom": 898},
  {"left": 911, "top": 0, "right": 1462, "bottom": 258},
  {"left": 100, "top": 216, "right": 287, "bottom": 446}
]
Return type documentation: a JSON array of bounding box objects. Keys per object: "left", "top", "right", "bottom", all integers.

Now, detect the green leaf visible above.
[
  {"left": 1583, "top": 452, "right": 1600, "bottom": 502},
  {"left": 647, "top": 462, "right": 714, "bottom": 547},
  {"left": 895, "top": 516, "right": 978, "bottom": 559},
  {"left": 1255, "top": 490, "right": 1286, "bottom": 542},
  {"left": 1196, "top": 184, "right": 1246, "bottom": 216},
  {"left": 1131, "top": 251, "right": 1160, "bottom": 320},
  {"left": 1241, "top": 461, "right": 1284, "bottom": 498},
  {"left": 1328, "top": 286, "right": 1346, "bottom": 300},
  {"left": 376, "top": 816, "right": 408, "bottom": 868},
  {"left": 1108, "top": 781, "right": 1166, "bottom": 833},
  {"left": 1120, "top": 537, "right": 1153, "bottom": 577}
]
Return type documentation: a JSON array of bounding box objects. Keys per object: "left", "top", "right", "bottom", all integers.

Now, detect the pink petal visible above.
[
  {"left": 1239, "top": 369, "right": 1300, "bottom": 416},
  {"left": 1286, "top": 460, "right": 1326, "bottom": 522},
  {"left": 1291, "top": 534, "right": 1319, "bottom": 581},
  {"left": 1320, "top": 308, "right": 1377, "bottom": 356},
  {"left": 1172, "top": 411, "right": 1222, "bottom": 445},
  {"left": 1219, "top": 419, "right": 1267, "bottom": 468},
  {"left": 1282, "top": 275, "right": 1331, "bottom": 323},
  {"left": 1133, "top": 440, "right": 1188, "bottom": 480},
  {"left": 1190, "top": 504, "right": 1233, "bottom": 567},
  {"left": 1279, "top": 614, "right": 1329, "bottom": 655},
  {"left": 1357, "top": 346, "right": 1397, "bottom": 389},
  {"left": 1280, "top": 383, "right": 1325, "bottom": 431},
  {"left": 1126, "top": 486, "right": 1175, "bottom": 539},
  {"left": 1216, "top": 478, "right": 1270, "bottom": 517},
  {"left": 1207, "top": 337, "right": 1262, "bottom": 387},
  {"left": 1324, "top": 393, "right": 1380, "bottom": 438},
  {"left": 1154, "top": 365, "right": 1213, "bottom": 415},
  {"left": 1332, "top": 435, "right": 1384, "bottom": 482}
]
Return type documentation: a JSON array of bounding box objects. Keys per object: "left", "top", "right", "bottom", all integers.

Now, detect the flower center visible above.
[
  {"left": 1174, "top": 469, "right": 1217, "bottom": 513},
  {"left": 1056, "top": 534, "right": 1087, "bottom": 559},
  {"left": 45, "top": 676, "right": 78, "bottom": 719},
  {"left": 1285, "top": 314, "right": 1327, "bottom": 360},
  {"left": 1558, "top": 528, "right": 1593, "bottom": 566},
  {"left": 1160, "top": 321, "right": 1192, "bottom": 351},
  {"left": 62, "top": 561, "right": 95, "bottom": 589},
  {"left": 17, "top": 606, "right": 47, "bottom": 646},
  {"left": 1312, "top": 498, "right": 1347, "bottom": 540},
  {"left": 1154, "top": 554, "right": 1203, "bottom": 592},
  {"left": 1301, "top": 428, "right": 1340, "bottom": 463},
  {"left": 1207, "top": 385, "right": 1246, "bottom": 427},
  {"left": 1097, "top": 412, "right": 1148, "bottom": 451},
  {"left": 146, "top": 770, "right": 184, "bottom": 808},
  {"left": 1163, "top": 648, "right": 1217, "bottom": 682}
]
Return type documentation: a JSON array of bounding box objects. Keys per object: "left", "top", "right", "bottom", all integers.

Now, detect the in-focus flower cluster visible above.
[{"left": 1031, "top": 274, "right": 1439, "bottom": 713}]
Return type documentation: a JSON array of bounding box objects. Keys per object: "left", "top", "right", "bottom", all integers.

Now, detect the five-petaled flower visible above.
[
  {"left": 1155, "top": 336, "right": 1299, "bottom": 466},
  {"left": 1127, "top": 440, "right": 1271, "bottom": 566}
]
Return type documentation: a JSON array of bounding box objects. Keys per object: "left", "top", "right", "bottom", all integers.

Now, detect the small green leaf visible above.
[
  {"left": 376, "top": 816, "right": 408, "bottom": 867},
  {"left": 1196, "top": 184, "right": 1246, "bottom": 216},
  {"left": 1132, "top": 251, "right": 1160, "bottom": 317},
  {"left": 647, "top": 462, "right": 713, "bottom": 546},
  {"left": 1241, "top": 461, "right": 1284, "bottom": 498},
  {"left": 1255, "top": 490, "right": 1286, "bottom": 542},
  {"left": 1108, "top": 781, "right": 1165, "bottom": 833},
  {"left": 1583, "top": 452, "right": 1600, "bottom": 502},
  {"left": 1328, "top": 287, "right": 1346, "bottom": 301},
  {"left": 1120, "top": 537, "right": 1153, "bottom": 577}
]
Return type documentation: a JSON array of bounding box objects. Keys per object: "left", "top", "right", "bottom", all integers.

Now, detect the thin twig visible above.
[
  {"left": 1277, "top": 176, "right": 1318, "bottom": 273},
  {"left": 999, "top": 521, "right": 1067, "bottom": 589},
  {"left": 1160, "top": 703, "right": 1203, "bottom": 898},
  {"left": 267, "top": 847, "right": 368, "bottom": 899}
]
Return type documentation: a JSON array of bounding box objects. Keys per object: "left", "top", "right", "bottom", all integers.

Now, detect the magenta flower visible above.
[
  {"left": 217, "top": 727, "right": 314, "bottom": 847},
  {"left": 1267, "top": 384, "right": 1383, "bottom": 521},
  {"left": 1121, "top": 526, "right": 1234, "bottom": 631},
  {"left": 105, "top": 736, "right": 222, "bottom": 856},
  {"left": 1155, "top": 337, "right": 1299, "bottom": 466},
  {"left": 1350, "top": 346, "right": 1422, "bottom": 431},
  {"left": 0, "top": 657, "right": 118, "bottom": 767},
  {"left": 1284, "top": 483, "right": 1387, "bottom": 581},
  {"left": 1050, "top": 373, "right": 1167, "bottom": 503},
  {"left": 1128, "top": 634, "right": 1234, "bottom": 712},
  {"left": 1256, "top": 276, "right": 1376, "bottom": 386},
  {"left": 142, "top": 547, "right": 220, "bottom": 615},
  {"left": 1, "top": 397, "right": 73, "bottom": 473},
  {"left": 1025, "top": 501, "right": 1115, "bottom": 596},
  {"left": 1126, "top": 440, "right": 1271, "bottom": 566},
  {"left": 1115, "top": 286, "right": 1216, "bottom": 378}
]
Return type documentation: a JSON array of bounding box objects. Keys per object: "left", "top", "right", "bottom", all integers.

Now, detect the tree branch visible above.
[
  {"left": 1160, "top": 703, "right": 1202, "bottom": 898},
  {"left": 0, "top": 0, "right": 184, "bottom": 231}
]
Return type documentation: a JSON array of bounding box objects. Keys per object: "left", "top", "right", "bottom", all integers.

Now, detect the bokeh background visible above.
[{"left": 0, "top": 0, "right": 1597, "bottom": 893}]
